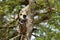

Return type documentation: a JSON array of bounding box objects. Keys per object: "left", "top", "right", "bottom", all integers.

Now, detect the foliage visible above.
[{"left": 0, "top": 0, "right": 60, "bottom": 40}]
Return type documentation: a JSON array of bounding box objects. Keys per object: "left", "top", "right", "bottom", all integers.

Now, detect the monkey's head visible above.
[
  {"left": 19, "top": 10, "right": 28, "bottom": 23},
  {"left": 20, "top": 11, "right": 27, "bottom": 19},
  {"left": 19, "top": 5, "right": 29, "bottom": 23}
]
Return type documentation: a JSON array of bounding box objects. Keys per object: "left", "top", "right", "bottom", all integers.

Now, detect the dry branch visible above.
[
  {"left": 0, "top": 18, "right": 18, "bottom": 28},
  {"left": 9, "top": 34, "right": 20, "bottom": 40}
]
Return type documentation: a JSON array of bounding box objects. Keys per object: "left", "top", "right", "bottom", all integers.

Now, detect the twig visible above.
[
  {"left": 45, "top": 0, "right": 52, "bottom": 13},
  {"left": 9, "top": 34, "right": 20, "bottom": 40},
  {"left": 0, "top": 18, "right": 18, "bottom": 28}
]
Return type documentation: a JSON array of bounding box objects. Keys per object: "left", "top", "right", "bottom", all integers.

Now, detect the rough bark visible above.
[
  {"left": 26, "top": 0, "right": 36, "bottom": 40},
  {"left": 26, "top": 8, "right": 34, "bottom": 40},
  {"left": 18, "top": 0, "right": 36, "bottom": 40}
]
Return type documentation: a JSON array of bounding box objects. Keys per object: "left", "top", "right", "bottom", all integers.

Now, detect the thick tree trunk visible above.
[
  {"left": 26, "top": 9, "right": 34, "bottom": 40},
  {"left": 25, "top": 0, "right": 36, "bottom": 40},
  {"left": 19, "top": 0, "right": 36, "bottom": 40}
]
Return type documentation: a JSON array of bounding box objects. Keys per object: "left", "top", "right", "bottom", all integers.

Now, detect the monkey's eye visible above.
[{"left": 20, "top": 14, "right": 22, "bottom": 15}]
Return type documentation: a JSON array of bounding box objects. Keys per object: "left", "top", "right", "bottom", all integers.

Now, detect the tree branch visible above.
[
  {"left": 9, "top": 34, "right": 20, "bottom": 40},
  {"left": 0, "top": 18, "right": 18, "bottom": 28}
]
